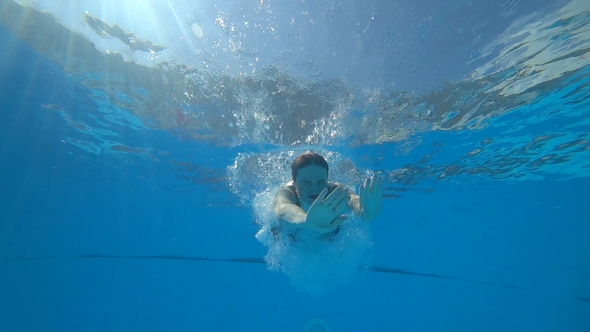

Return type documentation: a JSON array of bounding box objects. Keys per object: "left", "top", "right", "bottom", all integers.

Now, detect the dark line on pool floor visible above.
[
  {"left": 3, "top": 254, "right": 589, "bottom": 303},
  {"left": 0, "top": 254, "right": 522, "bottom": 289}
]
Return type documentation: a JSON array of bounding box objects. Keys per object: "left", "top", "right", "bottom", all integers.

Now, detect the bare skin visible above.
[{"left": 272, "top": 164, "right": 383, "bottom": 234}]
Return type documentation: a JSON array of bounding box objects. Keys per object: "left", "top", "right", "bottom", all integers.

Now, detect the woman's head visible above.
[
  {"left": 291, "top": 152, "right": 330, "bottom": 207},
  {"left": 291, "top": 152, "right": 329, "bottom": 182}
]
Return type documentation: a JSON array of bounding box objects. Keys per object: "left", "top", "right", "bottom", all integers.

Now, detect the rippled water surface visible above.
[{"left": 1, "top": 0, "right": 589, "bottom": 331}]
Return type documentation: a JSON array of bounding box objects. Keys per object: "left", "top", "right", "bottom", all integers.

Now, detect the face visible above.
[{"left": 294, "top": 164, "right": 329, "bottom": 206}]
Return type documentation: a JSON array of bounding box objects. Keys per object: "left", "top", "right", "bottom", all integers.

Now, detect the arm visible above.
[
  {"left": 349, "top": 175, "right": 383, "bottom": 222},
  {"left": 327, "top": 182, "right": 361, "bottom": 215},
  {"left": 272, "top": 186, "right": 307, "bottom": 224},
  {"left": 348, "top": 193, "right": 363, "bottom": 215},
  {"left": 329, "top": 182, "right": 364, "bottom": 218},
  {"left": 348, "top": 192, "right": 378, "bottom": 222},
  {"left": 272, "top": 185, "right": 348, "bottom": 233}
]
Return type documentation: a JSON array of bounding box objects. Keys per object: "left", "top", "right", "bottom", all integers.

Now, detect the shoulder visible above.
[
  {"left": 280, "top": 182, "right": 297, "bottom": 194},
  {"left": 274, "top": 183, "right": 298, "bottom": 201},
  {"left": 284, "top": 182, "right": 297, "bottom": 192}
]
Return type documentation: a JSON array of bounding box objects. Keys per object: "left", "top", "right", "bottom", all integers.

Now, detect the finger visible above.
[
  {"left": 370, "top": 174, "right": 377, "bottom": 193},
  {"left": 331, "top": 215, "right": 348, "bottom": 227},
  {"left": 361, "top": 177, "right": 369, "bottom": 201},
  {"left": 359, "top": 181, "right": 365, "bottom": 205},
  {"left": 316, "top": 188, "right": 328, "bottom": 203},
  {"left": 331, "top": 191, "right": 349, "bottom": 209},
  {"left": 331, "top": 194, "right": 350, "bottom": 214},
  {"left": 324, "top": 187, "right": 344, "bottom": 205}
]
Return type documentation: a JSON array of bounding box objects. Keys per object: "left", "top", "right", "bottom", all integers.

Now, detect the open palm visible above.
[
  {"left": 359, "top": 174, "right": 382, "bottom": 221},
  {"left": 306, "top": 187, "right": 350, "bottom": 232}
]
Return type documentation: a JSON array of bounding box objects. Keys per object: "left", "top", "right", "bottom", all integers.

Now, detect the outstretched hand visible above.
[
  {"left": 359, "top": 174, "right": 382, "bottom": 221},
  {"left": 305, "top": 187, "right": 350, "bottom": 233}
]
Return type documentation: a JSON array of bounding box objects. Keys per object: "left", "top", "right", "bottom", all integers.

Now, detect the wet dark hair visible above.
[{"left": 291, "top": 152, "right": 329, "bottom": 182}]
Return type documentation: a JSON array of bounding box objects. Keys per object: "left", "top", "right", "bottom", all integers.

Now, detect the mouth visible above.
[{"left": 309, "top": 194, "right": 319, "bottom": 200}]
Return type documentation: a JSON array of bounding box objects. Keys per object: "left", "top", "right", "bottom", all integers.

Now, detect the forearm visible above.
[
  {"left": 275, "top": 204, "right": 307, "bottom": 224},
  {"left": 349, "top": 195, "right": 362, "bottom": 215},
  {"left": 349, "top": 195, "right": 376, "bottom": 222},
  {"left": 275, "top": 204, "right": 338, "bottom": 234}
]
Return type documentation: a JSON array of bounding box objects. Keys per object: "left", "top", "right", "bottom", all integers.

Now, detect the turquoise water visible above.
[{"left": 1, "top": 1, "right": 589, "bottom": 331}]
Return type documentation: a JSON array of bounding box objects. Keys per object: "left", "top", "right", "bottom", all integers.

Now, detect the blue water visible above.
[{"left": 1, "top": 1, "right": 590, "bottom": 331}]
